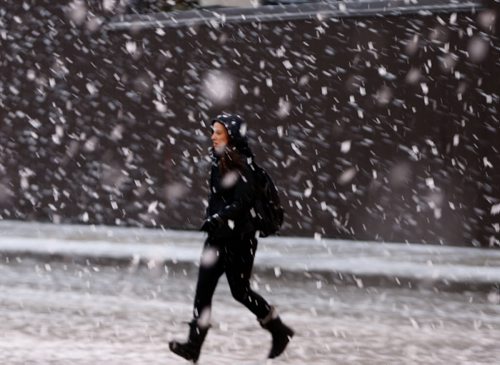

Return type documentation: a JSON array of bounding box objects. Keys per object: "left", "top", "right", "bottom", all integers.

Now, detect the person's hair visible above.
[{"left": 219, "top": 144, "right": 245, "bottom": 175}]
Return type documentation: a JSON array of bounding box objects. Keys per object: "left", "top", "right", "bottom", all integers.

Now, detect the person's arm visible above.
[
  {"left": 217, "top": 168, "right": 255, "bottom": 222},
  {"left": 202, "top": 167, "right": 255, "bottom": 231}
]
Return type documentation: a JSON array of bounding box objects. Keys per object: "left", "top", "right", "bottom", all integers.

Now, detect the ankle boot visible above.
[
  {"left": 259, "top": 306, "right": 294, "bottom": 359},
  {"left": 169, "top": 320, "right": 210, "bottom": 363}
]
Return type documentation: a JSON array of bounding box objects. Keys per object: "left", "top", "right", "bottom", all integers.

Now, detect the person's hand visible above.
[{"left": 201, "top": 214, "right": 222, "bottom": 233}]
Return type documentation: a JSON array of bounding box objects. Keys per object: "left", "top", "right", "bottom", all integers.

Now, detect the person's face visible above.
[{"left": 211, "top": 122, "right": 229, "bottom": 151}]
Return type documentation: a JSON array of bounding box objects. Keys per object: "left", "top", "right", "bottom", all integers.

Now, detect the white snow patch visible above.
[
  {"left": 340, "top": 140, "right": 351, "bottom": 154},
  {"left": 282, "top": 60, "right": 293, "bottom": 70},
  {"left": 202, "top": 70, "right": 235, "bottom": 106},
  {"left": 201, "top": 246, "right": 218, "bottom": 268},
  {"left": 221, "top": 171, "right": 239, "bottom": 188},
  {"left": 425, "top": 177, "right": 435, "bottom": 190},
  {"left": 467, "top": 37, "right": 489, "bottom": 63},
  {"left": 420, "top": 83, "right": 429, "bottom": 95},
  {"left": 337, "top": 167, "right": 356, "bottom": 185},
  {"left": 147, "top": 201, "right": 159, "bottom": 214},
  {"left": 125, "top": 41, "right": 137, "bottom": 55},
  {"left": 66, "top": 0, "right": 87, "bottom": 25},
  {"left": 291, "top": 143, "right": 302, "bottom": 156},
  {"left": 276, "top": 98, "right": 291, "bottom": 119},
  {"left": 491, "top": 204, "right": 500, "bottom": 216},
  {"left": 86, "top": 82, "right": 98, "bottom": 95},
  {"left": 483, "top": 157, "right": 493, "bottom": 168},
  {"left": 153, "top": 100, "right": 167, "bottom": 113}
]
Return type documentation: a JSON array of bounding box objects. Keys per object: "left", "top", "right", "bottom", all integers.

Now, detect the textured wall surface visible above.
[{"left": 0, "top": 1, "right": 499, "bottom": 246}]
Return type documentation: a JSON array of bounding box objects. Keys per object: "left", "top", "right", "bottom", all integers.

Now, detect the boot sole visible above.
[
  {"left": 269, "top": 330, "right": 294, "bottom": 359},
  {"left": 169, "top": 342, "right": 198, "bottom": 363}
]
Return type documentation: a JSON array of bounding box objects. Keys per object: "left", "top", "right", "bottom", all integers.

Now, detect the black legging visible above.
[{"left": 192, "top": 234, "right": 271, "bottom": 322}]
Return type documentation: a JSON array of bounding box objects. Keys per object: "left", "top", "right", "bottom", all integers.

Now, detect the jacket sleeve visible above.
[{"left": 214, "top": 167, "right": 255, "bottom": 223}]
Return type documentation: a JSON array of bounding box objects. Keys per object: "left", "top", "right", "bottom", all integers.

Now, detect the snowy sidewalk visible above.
[{"left": 0, "top": 220, "right": 499, "bottom": 292}]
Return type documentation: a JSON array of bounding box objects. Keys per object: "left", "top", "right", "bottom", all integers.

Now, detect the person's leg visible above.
[
  {"left": 224, "top": 235, "right": 271, "bottom": 319},
  {"left": 225, "top": 234, "right": 294, "bottom": 359},
  {"left": 169, "top": 237, "right": 225, "bottom": 363},
  {"left": 192, "top": 238, "right": 225, "bottom": 325}
]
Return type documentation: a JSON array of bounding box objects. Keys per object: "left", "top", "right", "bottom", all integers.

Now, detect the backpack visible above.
[{"left": 251, "top": 163, "right": 284, "bottom": 237}]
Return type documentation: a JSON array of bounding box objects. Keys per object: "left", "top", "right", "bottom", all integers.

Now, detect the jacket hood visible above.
[{"left": 211, "top": 113, "right": 254, "bottom": 159}]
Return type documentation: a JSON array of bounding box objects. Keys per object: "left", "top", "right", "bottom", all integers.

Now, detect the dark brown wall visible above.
[{"left": 1, "top": 1, "right": 499, "bottom": 246}]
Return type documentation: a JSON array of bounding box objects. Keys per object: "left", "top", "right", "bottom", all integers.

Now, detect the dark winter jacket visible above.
[{"left": 205, "top": 114, "right": 257, "bottom": 239}]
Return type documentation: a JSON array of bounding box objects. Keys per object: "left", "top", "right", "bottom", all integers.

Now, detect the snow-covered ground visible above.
[
  {"left": 0, "top": 257, "right": 499, "bottom": 364},
  {"left": 0, "top": 221, "right": 499, "bottom": 363}
]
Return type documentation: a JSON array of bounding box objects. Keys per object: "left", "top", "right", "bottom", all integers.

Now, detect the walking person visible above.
[{"left": 169, "top": 114, "right": 294, "bottom": 363}]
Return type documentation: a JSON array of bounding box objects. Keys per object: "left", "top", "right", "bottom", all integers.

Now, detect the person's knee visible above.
[{"left": 229, "top": 285, "right": 249, "bottom": 303}]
